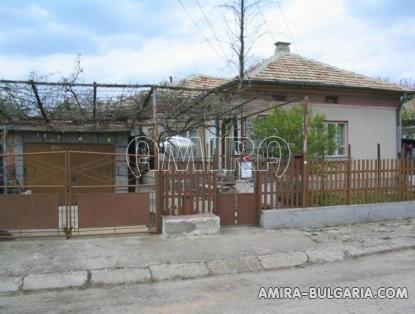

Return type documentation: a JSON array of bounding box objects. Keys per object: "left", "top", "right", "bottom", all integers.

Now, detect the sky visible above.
[{"left": 0, "top": 0, "right": 414, "bottom": 84}]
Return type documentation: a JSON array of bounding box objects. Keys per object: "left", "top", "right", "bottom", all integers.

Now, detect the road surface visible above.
[{"left": 1, "top": 250, "right": 414, "bottom": 313}]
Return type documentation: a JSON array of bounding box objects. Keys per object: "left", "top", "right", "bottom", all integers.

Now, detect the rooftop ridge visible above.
[{"left": 245, "top": 52, "right": 406, "bottom": 92}]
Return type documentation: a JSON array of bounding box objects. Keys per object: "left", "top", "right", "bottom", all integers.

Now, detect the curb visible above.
[{"left": 1, "top": 244, "right": 414, "bottom": 295}]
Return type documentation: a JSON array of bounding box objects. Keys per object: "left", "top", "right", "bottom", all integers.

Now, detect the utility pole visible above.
[
  {"left": 152, "top": 87, "right": 158, "bottom": 166},
  {"left": 239, "top": 0, "right": 245, "bottom": 87},
  {"left": 92, "top": 82, "right": 97, "bottom": 120}
]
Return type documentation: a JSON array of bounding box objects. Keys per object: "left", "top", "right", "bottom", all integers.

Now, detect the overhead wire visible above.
[
  {"left": 277, "top": 1, "right": 298, "bottom": 53},
  {"left": 257, "top": 5, "right": 275, "bottom": 42},
  {"left": 177, "top": 0, "right": 235, "bottom": 74},
  {"left": 195, "top": 0, "right": 229, "bottom": 62}
]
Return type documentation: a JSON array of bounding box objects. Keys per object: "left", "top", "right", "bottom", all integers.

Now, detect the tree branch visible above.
[{"left": 30, "top": 80, "right": 49, "bottom": 123}]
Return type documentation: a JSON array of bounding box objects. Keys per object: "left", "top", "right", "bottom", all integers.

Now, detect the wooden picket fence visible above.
[
  {"left": 155, "top": 157, "right": 415, "bottom": 227},
  {"left": 308, "top": 158, "right": 415, "bottom": 206},
  {"left": 258, "top": 158, "right": 415, "bottom": 209},
  {"left": 257, "top": 158, "right": 304, "bottom": 209}
]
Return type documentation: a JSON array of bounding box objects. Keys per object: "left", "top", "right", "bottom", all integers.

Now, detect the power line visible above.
[
  {"left": 257, "top": 5, "right": 275, "bottom": 42},
  {"left": 277, "top": 1, "right": 298, "bottom": 53},
  {"left": 177, "top": 0, "right": 232, "bottom": 71},
  {"left": 195, "top": 0, "right": 231, "bottom": 64}
]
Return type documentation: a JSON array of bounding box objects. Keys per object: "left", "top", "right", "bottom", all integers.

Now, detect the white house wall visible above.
[
  {"left": 244, "top": 96, "right": 398, "bottom": 160},
  {"left": 312, "top": 104, "right": 397, "bottom": 159}
]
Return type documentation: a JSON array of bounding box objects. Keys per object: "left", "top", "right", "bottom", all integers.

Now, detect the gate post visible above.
[
  {"left": 155, "top": 168, "right": 163, "bottom": 233},
  {"left": 256, "top": 160, "right": 261, "bottom": 223},
  {"left": 213, "top": 171, "right": 218, "bottom": 215},
  {"left": 346, "top": 144, "right": 352, "bottom": 204},
  {"left": 377, "top": 143, "right": 381, "bottom": 198}
]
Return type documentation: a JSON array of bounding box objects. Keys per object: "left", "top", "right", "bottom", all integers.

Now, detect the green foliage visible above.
[
  {"left": 252, "top": 105, "right": 337, "bottom": 159},
  {"left": 308, "top": 191, "right": 398, "bottom": 207},
  {"left": 402, "top": 106, "right": 415, "bottom": 126}
]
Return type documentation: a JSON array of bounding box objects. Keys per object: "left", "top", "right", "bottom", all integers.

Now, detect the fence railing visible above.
[
  {"left": 157, "top": 170, "right": 216, "bottom": 216},
  {"left": 257, "top": 158, "right": 303, "bottom": 209},
  {"left": 258, "top": 158, "right": 415, "bottom": 209},
  {"left": 308, "top": 158, "right": 415, "bottom": 206},
  {"left": 2, "top": 149, "right": 415, "bottom": 239}
]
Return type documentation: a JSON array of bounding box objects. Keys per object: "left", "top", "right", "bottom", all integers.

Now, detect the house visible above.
[
  {"left": 0, "top": 42, "right": 412, "bottom": 195},
  {"left": 0, "top": 43, "right": 413, "bottom": 237},
  {"left": 180, "top": 42, "right": 411, "bottom": 161}
]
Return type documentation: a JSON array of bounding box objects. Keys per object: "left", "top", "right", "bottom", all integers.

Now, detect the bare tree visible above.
[
  {"left": 400, "top": 78, "right": 415, "bottom": 90},
  {"left": 221, "top": 0, "right": 271, "bottom": 84}
]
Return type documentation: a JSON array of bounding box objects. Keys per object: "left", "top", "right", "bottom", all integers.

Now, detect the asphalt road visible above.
[{"left": 1, "top": 250, "right": 414, "bottom": 314}]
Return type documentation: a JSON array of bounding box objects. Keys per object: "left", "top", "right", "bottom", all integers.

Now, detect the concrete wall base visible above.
[
  {"left": 260, "top": 201, "right": 415, "bottom": 229},
  {"left": 162, "top": 214, "right": 220, "bottom": 237}
]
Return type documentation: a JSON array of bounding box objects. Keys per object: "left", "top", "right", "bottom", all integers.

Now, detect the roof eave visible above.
[{"left": 242, "top": 79, "right": 408, "bottom": 94}]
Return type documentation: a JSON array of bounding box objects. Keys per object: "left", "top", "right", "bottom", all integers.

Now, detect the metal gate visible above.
[
  {"left": 215, "top": 193, "right": 258, "bottom": 225},
  {"left": 156, "top": 162, "right": 263, "bottom": 226},
  {"left": 0, "top": 150, "right": 155, "bottom": 239}
]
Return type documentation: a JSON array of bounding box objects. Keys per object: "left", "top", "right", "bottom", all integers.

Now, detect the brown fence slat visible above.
[
  {"left": 216, "top": 193, "right": 236, "bottom": 225},
  {"left": 257, "top": 157, "right": 415, "bottom": 210},
  {"left": 237, "top": 193, "right": 257, "bottom": 225},
  {"left": 0, "top": 194, "right": 60, "bottom": 230},
  {"left": 76, "top": 192, "right": 150, "bottom": 228}
]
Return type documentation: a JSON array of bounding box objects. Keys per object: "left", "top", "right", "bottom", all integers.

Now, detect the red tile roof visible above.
[
  {"left": 245, "top": 53, "right": 406, "bottom": 92},
  {"left": 178, "top": 54, "right": 409, "bottom": 93},
  {"left": 178, "top": 75, "right": 229, "bottom": 90}
]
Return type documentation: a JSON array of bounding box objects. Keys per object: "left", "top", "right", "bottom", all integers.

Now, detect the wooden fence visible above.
[
  {"left": 257, "top": 158, "right": 303, "bottom": 209},
  {"left": 308, "top": 158, "right": 415, "bottom": 206},
  {"left": 157, "top": 170, "right": 216, "bottom": 216},
  {"left": 258, "top": 158, "right": 415, "bottom": 209},
  {"left": 160, "top": 157, "right": 415, "bottom": 218}
]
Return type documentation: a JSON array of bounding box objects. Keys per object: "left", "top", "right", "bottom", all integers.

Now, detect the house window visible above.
[
  {"left": 326, "top": 122, "right": 347, "bottom": 157},
  {"left": 325, "top": 96, "right": 339, "bottom": 104},
  {"left": 256, "top": 114, "right": 268, "bottom": 119},
  {"left": 272, "top": 94, "right": 287, "bottom": 102}
]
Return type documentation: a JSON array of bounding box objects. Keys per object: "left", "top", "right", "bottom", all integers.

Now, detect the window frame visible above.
[
  {"left": 325, "top": 96, "right": 339, "bottom": 104},
  {"left": 272, "top": 94, "right": 287, "bottom": 102},
  {"left": 325, "top": 121, "right": 348, "bottom": 158}
]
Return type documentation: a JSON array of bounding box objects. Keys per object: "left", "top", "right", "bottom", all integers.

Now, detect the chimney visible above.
[{"left": 274, "top": 42, "right": 291, "bottom": 56}]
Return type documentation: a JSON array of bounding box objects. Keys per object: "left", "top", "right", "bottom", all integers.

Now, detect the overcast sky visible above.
[{"left": 0, "top": 0, "right": 414, "bottom": 83}]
